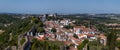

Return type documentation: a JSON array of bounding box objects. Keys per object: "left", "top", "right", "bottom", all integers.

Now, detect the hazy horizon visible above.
[{"left": 0, "top": 0, "right": 120, "bottom": 14}]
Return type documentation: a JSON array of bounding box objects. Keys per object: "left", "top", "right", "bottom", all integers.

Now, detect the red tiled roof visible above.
[
  {"left": 86, "top": 34, "right": 94, "bottom": 37},
  {"left": 78, "top": 34, "right": 86, "bottom": 36}
]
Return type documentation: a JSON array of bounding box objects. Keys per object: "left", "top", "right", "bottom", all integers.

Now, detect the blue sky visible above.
[{"left": 0, "top": 0, "right": 120, "bottom": 14}]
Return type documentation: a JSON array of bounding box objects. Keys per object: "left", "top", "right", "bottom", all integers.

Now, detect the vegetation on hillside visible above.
[
  {"left": 31, "top": 38, "right": 64, "bottom": 50},
  {"left": 0, "top": 15, "right": 34, "bottom": 50}
]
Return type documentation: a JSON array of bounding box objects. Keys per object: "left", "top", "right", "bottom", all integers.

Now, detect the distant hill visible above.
[
  {"left": 0, "top": 14, "right": 20, "bottom": 24},
  {"left": 0, "top": 14, "right": 21, "bottom": 29}
]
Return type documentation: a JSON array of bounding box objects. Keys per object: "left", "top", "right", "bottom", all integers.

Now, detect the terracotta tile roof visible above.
[
  {"left": 78, "top": 34, "right": 86, "bottom": 36},
  {"left": 76, "top": 41, "right": 82, "bottom": 45},
  {"left": 100, "top": 34, "right": 105, "bottom": 36},
  {"left": 45, "top": 21, "right": 60, "bottom": 28},
  {"left": 74, "top": 26, "right": 94, "bottom": 32},
  {"left": 36, "top": 36, "right": 44, "bottom": 40},
  {"left": 86, "top": 34, "right": 94, "bottom": 37},
  {"left": 62, "top": 29, "right": 73, "bottom": 33},
  {"left": 45, "top": 33, "right": 54, "bottom": 36},
  {"left": 99, "top": 34, "right": 106, "bottom": 39}
]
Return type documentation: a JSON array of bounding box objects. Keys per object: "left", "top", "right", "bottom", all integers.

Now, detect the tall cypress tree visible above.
[{"left": 106, "top": 29, "right": 117, "bottom": 50}]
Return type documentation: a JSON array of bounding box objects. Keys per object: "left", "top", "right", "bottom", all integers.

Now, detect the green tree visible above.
[
  {"left": 37, "top": 27, "right": 45, "bottom": 33},
  {"left": 51, "top": 28, "right": 57, "bottom": 33},
  {"left": 31, "top": 39, "right": 63, "bottom": 50},
  {"left": 106, "top": 29, "right": 117, "bottom": 50},
  {"left": 32, "top": 17, "right": 39, "bottom": 24},
  {"left": 96, "top": 24, "right": 108, "bottom": 32},
  {"left": 63, "top": 25, "right": 73, "bottom": 29},
  {"left": 116, "top": 40, "right": 120, "bottom": 49},
  {"left": 73, "top": 34, "right": 78, "bottom": 38},
  {"left": 38, "top": 22, "right": 44, "bottom": 27},
  {"left": 77, "top": 39, "right": 89, "bottom": 50}
]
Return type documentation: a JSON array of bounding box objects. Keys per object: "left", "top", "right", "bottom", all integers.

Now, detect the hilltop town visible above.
[
  {"left": 0, "top": 13, "right": 120, "bottom": 50},
  {"left": 27, "top": 14, "right": 107, "bottom": 50}
]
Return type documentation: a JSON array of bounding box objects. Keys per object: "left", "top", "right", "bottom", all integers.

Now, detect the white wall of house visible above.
[
  {"left": 78, "top": 35, "right": 87, "bottom": 39},
  {"left": 75, "top": 29, "right": 80, "bottom": 34}
]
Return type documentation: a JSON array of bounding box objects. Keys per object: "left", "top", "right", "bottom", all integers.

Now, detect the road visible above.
[
  {"left": 18, "top": 34, "right": 23, "bottom": 50},
  {"left": 17, "top": 24, "right": 35, "bottom": 50},
  {"left": 23, "top": 35, "right": 33, "bottom": 50}
]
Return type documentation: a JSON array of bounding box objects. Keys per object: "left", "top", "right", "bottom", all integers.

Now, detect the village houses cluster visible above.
[{"left": 27, "top": 14, "right": 107, "bottom": 49}]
